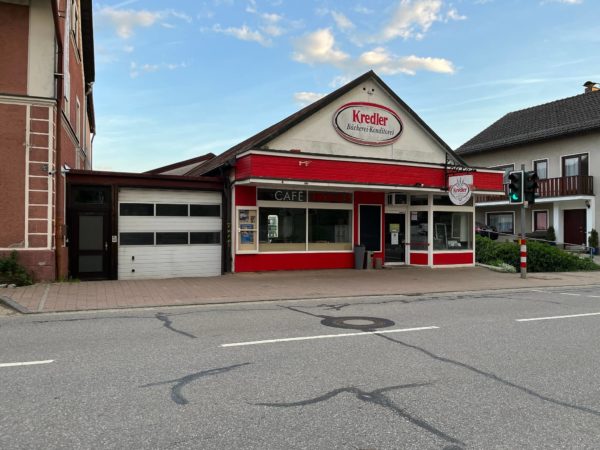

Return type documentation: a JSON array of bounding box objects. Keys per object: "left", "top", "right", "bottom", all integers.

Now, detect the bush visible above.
[
  {"left": 475, "top": 235, "right": 600, "bottom": 272},
  {"left": 546, "top": 226, "right": 556, "bottom": 243},
  {"left": 589, "top": 229, "right": 599, "bottom": 250},
  {"left": 0, "top": 251, "right": 33, "bottom": 286}
]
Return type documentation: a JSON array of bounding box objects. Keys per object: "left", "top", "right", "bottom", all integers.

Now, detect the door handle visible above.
[{"left": 105, "top": 242, "right": 108, "bottom": 251}]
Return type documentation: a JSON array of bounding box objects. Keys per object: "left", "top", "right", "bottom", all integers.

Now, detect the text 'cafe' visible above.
[{"left": 190, "top": 71, "right": 505, "bottom": 272}]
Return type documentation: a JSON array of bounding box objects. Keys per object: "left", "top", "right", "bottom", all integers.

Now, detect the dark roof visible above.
[
  {"left": 145, "top": 153, "right": 215, "bottom": 175},
  {"left": 189, "top": 70, "right": 465, "bottom": 176},
  {"left": 457, "top": 90, "right": 600, "bottom": 155}
]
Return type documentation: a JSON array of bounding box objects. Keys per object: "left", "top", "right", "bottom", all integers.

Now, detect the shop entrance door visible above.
[{"left": 385, "top": 213, "right": 405, "bottom": 264}]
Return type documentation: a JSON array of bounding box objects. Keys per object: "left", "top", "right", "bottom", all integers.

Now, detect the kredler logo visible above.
[
  {"left": 333, "top": 102, "right": 403, "bottom": 146},
  {"left": 448, "top": 175, "right": 473, "bottom": 206}
]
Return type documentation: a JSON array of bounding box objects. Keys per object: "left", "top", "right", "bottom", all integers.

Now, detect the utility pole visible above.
[{"left": 520, "top": 164, "right": 527, "bottom": 279}]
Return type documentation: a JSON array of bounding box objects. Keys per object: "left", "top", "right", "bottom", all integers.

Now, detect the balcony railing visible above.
[{"left": 476, "top": 175, "right": 594, "bottom": 203}]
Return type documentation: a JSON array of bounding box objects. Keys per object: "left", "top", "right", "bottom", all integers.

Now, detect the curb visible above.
[{"left": 0, "top": 295, "right": 30, "bottom": 314}]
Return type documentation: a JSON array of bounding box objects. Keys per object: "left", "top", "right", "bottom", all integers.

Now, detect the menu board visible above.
[{"left": 238, "top": 208, "right": 257, "bottom": 252}]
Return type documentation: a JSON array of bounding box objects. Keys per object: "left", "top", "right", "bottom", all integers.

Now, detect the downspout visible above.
[{"left": 51, "top": 0, "right": 65, "bottom": 279}]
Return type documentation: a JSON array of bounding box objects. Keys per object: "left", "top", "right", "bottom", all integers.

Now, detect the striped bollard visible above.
[{"left": 520, "top": 238, "right": 527, "bottom": 279}]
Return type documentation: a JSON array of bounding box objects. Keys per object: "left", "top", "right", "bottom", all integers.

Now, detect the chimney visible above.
[{"left": 583, "top": 81, "right": 599, "bottom": 93}]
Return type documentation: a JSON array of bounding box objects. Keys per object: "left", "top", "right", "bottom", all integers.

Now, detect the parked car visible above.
[{"left": 476, "top": 222, "right": 498, "bottom": 240}]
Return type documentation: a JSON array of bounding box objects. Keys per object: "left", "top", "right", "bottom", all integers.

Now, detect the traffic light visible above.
[
  {"left": 508, "top": 170, "right": 523, "bottom": 204},
  {"left": 524, "top": 170, "right": 539, "bottom": 204}
]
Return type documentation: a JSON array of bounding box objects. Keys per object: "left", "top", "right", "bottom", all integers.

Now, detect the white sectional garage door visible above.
[{"left": 118, "top": 188, "right": 222, "bottom": 280}]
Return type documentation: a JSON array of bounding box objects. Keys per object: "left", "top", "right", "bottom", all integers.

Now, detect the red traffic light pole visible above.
[{"left": 520, "top": 164, "right": 527, "bottom": 279}]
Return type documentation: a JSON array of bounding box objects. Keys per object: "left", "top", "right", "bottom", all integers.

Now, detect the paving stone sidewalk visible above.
[{"left": 2, "top": 266, "right": 600, "bottom": 314}]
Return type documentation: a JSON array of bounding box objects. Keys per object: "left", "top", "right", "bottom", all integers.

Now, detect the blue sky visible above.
[{"left": 92, "top": 0, "right": 600, "bottom": 172}]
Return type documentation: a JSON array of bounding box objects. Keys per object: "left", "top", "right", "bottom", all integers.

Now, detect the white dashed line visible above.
[
  {"left": 589, "top": 296, "right": 600, "bottom": 298},
  {"left": 221, "top": 326, "right": 439, "bottom": 348},
  {"left": 517, "top": 312, "right": 600, "bottom": 322},
  {"left": 0, "top": 360, "right": 54, "bottom": 368},
  {"left": 559, "top": 293, "right": 581, "bottom": 296}
]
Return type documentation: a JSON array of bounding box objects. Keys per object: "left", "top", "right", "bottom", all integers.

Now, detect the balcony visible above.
[{"left": 476, "top": 175, "right": 594, "bottom": 203}]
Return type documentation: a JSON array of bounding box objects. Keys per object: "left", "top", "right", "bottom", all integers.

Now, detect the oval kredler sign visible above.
[{"left": 332, "top": 102, "right": 403, "bottom": 146}]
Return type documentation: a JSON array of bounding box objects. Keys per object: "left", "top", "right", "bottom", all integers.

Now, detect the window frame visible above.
[
  {"left": 533, "top": 158, "right": 548, "bottom": 180},
  {"left": 486, "top": 211, "right": 515, "bottom": 235},
  {"left": 561, "top": 153, "right": 589, "bottom": 177},
  {"left": 489, "top": 164, "right": 515, "bottom": 184},
  {"left": 532, "top": 209, "right": 550, "bottom": 232}
]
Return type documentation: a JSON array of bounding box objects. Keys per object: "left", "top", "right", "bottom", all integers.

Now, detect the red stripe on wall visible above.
[
  {"left": 235, "top": 185, "right": 257, "bottom": 206},
  {"left": 433, "top": 252, "right": 474, "bottom": 265},
  {"left": 235, "top": 252, "right": 354, "bottom": 272},
  {"left": 410, "top": 252, "right": 428, "bottom": 265}
]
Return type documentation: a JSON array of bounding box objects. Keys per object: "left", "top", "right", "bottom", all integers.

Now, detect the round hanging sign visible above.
[{"left": 332, "top": 102, "right": 403, "bottom": 146}]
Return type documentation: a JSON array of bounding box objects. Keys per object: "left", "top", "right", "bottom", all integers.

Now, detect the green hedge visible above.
[
  {"left": 0, "top": 251, "right": 33, "bottom": 286},
  {"left": 475, "top": 235, "right": 600, "bottom": 272}
]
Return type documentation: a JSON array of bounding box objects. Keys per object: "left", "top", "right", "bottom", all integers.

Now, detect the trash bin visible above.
[
  {"left": 366, "top": 251, "right": 373, "bottom": 270},
  {"left": 354, "top": 245, "right": 366, "bottom": 270}
]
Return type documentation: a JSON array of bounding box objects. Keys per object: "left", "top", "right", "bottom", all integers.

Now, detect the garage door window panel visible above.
[
  {"left": 120, "top": 232, "right": 154, "bottom": 245},
  {"left": 120, "top": 203, "right": 154, "bottom": 216},
  {"left": 190, "top": 232, "right": 221, "bottom": 244},
  {"left": 190, "top": 204, "right": 221, "bottom": 217},
  {"left": 156, "top": 204, "right": 188, "bottom": 216},
  {"left": 156, "top": 232, "right": 189, "bottom": 245}
]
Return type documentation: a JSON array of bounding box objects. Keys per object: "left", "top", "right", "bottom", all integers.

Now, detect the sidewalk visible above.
[{"left": 2, "top": 266, "right": 600, "bottom": 314}]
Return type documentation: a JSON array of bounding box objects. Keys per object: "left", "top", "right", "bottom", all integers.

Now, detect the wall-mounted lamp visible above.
[{"left": 585, "top": 200, "right": 591, "bottom": 209}]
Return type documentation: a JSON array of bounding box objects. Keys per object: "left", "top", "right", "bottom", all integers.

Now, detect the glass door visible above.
[
  {"left": 385, "top": 213, "right": 405, "bottom": 264},
  {"left": 76, "top": 212, "right": 110, "bottom": 279}
]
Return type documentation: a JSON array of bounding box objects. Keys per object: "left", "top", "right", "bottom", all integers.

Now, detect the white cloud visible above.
[
  {"left": 212, "top": 24, "right": 272, "bottom": 46},
  {"left": 96, "top": 7, "right": 192, "bottom": 39},
  {"left": 354, "top": 5, "right": 374, "bottom": 14},
  {"left": 129, "top": 61, "right": 189, "bottom": 78},
  {"left": 371, "top": 0, "right": 466, "bottom": 42},
  {"left": 357, "top": 47, "right": 455, "bottom": 75},
  {"left": 542, "top": 0, "right": 582, "bottom": 3},
  {"left": 331, "top": 11, "right": 355, "bottom": 31},
  {"left": 292, "top": 28, "right": 349, "bottom": 65},
  {"left": 293, "top": 91, "right": 326, "bottom": 106}
]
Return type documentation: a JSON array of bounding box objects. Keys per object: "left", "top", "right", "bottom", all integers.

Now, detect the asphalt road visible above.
[{"left": 2, "top": 285, "right": 600, "bottom": 449}]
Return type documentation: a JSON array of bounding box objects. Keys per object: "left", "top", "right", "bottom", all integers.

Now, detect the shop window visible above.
[
  {"left": 120, "top": 203, "right": 154, "bottom": 216},
  {"left": 387, "top": 193, "right": 407, "bottom": 205},
  {"left": 156, "top": 204, "right": 188, "bottom": 216},
  {"left": 259, "top": 207, "right": 306, "bottom": 252},
  {"left": 73, "top": 187, "right": 108, "bottom": 205},
  {"left": 410, "top": 211, "right": 428, "bottom": 250},
  {"left": 156, "top": 232, "right": 189, "bottom": 245},
  {"left": 533, "top": 210, "right": 548, "bottom": 231},
  {"left": 120, "top": 232, "right": 154, "bottom": 245},
  {"left": 410, "top": 195, "right": 428, "bottom": 206},
  {"left": 487, "top": 212, "right": 514, "bottom": 234},
  {"left": 237, "top": 208, "right": 258, "bottom": 252},
  {"left": 191, "top": 232, "right": 221, "bottom": 244},
  {"left": 190, "top": 204, "right": 221, "bottom": 217},
  {"left": 308, "top": 209, "right": 352, "bottom": 251},
  {"left": 433, "top": 195, "right": 453, "bottom": 206},
  {"left": 433, "top": 212, "right": 472, "bottom": 250}
]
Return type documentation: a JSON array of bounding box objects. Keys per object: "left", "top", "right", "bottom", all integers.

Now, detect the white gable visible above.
[{"left": 265, "top": 78, "right": 449, "bottom": 164}]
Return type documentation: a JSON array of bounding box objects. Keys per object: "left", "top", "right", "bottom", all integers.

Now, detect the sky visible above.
[{"left": 91, "top": 0, "right": 600, "bottom": 172}]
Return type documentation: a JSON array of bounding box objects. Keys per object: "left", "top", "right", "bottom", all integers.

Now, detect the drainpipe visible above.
[{"left": 51, "top": 0, "right": 65, "bottom": 280}]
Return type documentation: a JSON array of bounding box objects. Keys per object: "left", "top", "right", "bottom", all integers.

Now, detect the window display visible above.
[
  {"left": 237, "top": 208, "right": 258, "bottom": 252},
  {"left": 433, "top": 212, "right": 472, "bottom": 250}
]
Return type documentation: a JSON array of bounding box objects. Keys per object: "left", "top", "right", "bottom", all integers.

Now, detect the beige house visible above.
[{"left": 456, "top": 82, "right": 600, "bottom": 247}]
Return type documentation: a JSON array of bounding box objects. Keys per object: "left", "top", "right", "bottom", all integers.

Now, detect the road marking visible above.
[
  {"left": 517, "top": 312, "right": 600, "bottom": 322},
  {"left": 530, "top": 289, "right": 547, "bottom": 293},
  {"left": 0, "top": 360, "right": 54, "bottom": 368},
  {"left": 589, "top": 296, "right": 600, "bottom": 298},
  {"left": 221, "top": 326, "right": 439, "bottom": 348},
  {"left": 560, "top": 293, "right": 580, "bottom": 296}
]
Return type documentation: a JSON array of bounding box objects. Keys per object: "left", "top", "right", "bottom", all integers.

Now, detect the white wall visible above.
[{"left": 267, "top": 79, "right": 448, "bottom": 164}]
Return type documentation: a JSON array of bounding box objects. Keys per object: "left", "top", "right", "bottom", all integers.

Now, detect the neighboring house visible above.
[
  {"left": 456, "top": 82, "right": 600, "bottom": 248},
  {"left": 0, "top": 0, "right": 95, "bottom": 280}
]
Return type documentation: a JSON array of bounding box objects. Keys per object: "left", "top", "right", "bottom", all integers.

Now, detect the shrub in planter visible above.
[
  {"left": 0, "top": 251, "right": 34, "bottom": 286},
  {"left": 524, "top": 240, "right": 599, "bottom": 272},
  {"left": 546, "top": 226, "right": 556, "bottom": 245},
  {"left": 589, "top": 229, "right": 599, "bottom": 254}
]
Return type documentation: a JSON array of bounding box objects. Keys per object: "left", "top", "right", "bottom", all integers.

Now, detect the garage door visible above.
[{"left": 118, "top": 188, "right": 222, "bottom": 279}]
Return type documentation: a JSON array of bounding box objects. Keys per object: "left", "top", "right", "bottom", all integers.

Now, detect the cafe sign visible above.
[
  {"left": 332, "top": 102, "right": 403, "bottom": 146},
  {"left": 448, "top": 175, "right": 473, "bottom": 206}
]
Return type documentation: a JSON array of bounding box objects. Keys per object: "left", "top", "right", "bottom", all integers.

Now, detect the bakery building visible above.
[
  {"left": 184, "top": 71, "right": 504, "bottom": 274},
  {"left": 46, "top": 71, "right": 505, "bottom": 281}
]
